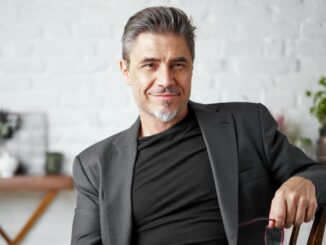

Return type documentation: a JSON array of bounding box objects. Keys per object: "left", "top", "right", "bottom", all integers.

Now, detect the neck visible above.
[{"left": 139, "top": 106, "right": 188, "bottom": 137}]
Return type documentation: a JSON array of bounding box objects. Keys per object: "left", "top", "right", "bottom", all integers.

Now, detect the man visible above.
[{"left": 71, "top": 6, "right": 326, "bottom": 245}]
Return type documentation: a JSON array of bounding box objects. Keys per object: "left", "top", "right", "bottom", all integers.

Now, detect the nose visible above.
[{"left": 156, "top": 66, "right": 174, "bottom": 87}]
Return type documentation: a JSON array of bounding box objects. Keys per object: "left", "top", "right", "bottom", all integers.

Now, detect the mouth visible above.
[{"left": 153, "top": 93, "right": 180, "bottom": 101}]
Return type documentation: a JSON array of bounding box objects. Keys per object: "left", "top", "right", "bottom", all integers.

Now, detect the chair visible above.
[{"left": 289, "top": 205, "right": 326, "bottom": 245}]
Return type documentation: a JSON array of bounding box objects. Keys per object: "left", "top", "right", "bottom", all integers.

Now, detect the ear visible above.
[{"left": 120, "top": 59, "right": 131, "bottom": 85}]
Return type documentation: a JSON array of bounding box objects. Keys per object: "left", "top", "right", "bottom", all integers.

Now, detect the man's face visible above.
[{"left": 120, "top": 32, "right": 193, "bottom": 123}]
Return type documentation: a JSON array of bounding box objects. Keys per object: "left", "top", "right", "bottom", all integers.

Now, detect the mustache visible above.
[{"left": 147, "top": 86, "right": 181, "bottom": 95}]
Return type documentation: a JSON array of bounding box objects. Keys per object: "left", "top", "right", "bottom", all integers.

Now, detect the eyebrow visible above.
[
  {"left": 171, "top": 57, "right": 188, "bottom": 63},
  {"left": 138, "top": 56, "right": 189, "bottom": 65},
  {"left": 139, "top": 57, "right": 160, "bottom": 64}
]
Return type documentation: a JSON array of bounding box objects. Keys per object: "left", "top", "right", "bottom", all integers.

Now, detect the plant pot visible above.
[
  {"left": 319, "top": 128, "right": 326, "bottom": 136},
  {"left": 317, "top": 133, "right": 326, "bottom": 164},
  {"left": 0, "top": 150, "right": 19, "bottom": 177},
  {"left": 45, "top": 152, "right": 63, "bottom": 175}
]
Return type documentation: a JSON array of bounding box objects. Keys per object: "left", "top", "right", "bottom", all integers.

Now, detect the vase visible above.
[
  {"left": 0, "top": 140, "right": 19, "bottom": 177},
  {"left": 317, "top": 136, "right": 326, "bottom": 165},
  {"left": 45, "top": 152, "right": 63, "bottom": 175}
]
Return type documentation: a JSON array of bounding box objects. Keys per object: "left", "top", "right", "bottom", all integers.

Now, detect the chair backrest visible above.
[{"left": 289, "top": 205, "right": 326, "bottom": 245}]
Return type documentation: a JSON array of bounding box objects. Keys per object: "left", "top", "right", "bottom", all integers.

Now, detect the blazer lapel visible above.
[
  {"left": 102, "top": 119, "right": 140, "bottom": 245},
  {"left": 190, "top": 102, "right": 239, "bottom": 245}
]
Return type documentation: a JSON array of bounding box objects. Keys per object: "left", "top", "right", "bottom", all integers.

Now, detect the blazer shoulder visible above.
[
  {"left": 80, "top": 129, "right": 127, "bottom": 156},
  {"left": 193, "top": 101, "right": 269, "bottom": 116},
  {"left": 215, "top": 102, "right": 265, "bottom": 113}
]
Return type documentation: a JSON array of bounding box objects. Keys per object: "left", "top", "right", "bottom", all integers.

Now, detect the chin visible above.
[{"left": 153, "top": 110, "right": 178, "bottom": 122}]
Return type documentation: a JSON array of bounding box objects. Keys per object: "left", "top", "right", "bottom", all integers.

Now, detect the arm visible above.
[
  {"left": 71, "top": 156, "right": 102, "bottom": 245},
  {"left": 257, "top": 103, "right": 326, "bottom": 228}
]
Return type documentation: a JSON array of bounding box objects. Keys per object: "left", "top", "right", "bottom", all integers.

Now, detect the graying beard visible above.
[
  {"left": 151, "top": 101, "right": 178, "bottom": 122},
  {"left": 153, "top": 110, "right": 178, "bottom": 122}
]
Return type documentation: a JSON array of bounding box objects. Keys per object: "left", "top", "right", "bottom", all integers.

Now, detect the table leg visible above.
[
  {"left": 0, "top": 226, "right": 12, "bottom": 244},
  {"left": 11, "top": 190, "right": 58, "bottom": 245}
]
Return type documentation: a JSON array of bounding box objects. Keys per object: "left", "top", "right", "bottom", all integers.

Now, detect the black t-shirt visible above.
[{"left": 132, "top": 110, "right": 228, "bottom": 245}]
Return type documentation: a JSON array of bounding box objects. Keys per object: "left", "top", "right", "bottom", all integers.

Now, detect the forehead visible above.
[{"left": 128, "top": 32, "right": 192, "bottom": 62}]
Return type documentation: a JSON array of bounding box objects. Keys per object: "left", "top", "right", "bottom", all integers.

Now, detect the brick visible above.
[
  {"left": 234, "top": 58, "right": 298, "bottom": 75},
  {"left": 0, "top": 76, "right": 32, "bottom": 91},
  {"left": 242, "top": 0, "right": 301, "bottom": 4},
  {"left": 237, "top": 19, "right": 299, "bottom": 39},
  {"left": 59, "top": 91, "right": 102, "bottom": 107},
  {"left": 32, "top": 74, "right": 92, "bottom": 90},
  {"left": 0, "top": 91, "right": 59, "bottom": 108},
  {"left": 262, "top": 92, "right": 297, "bottom": 110},
  {"left": 35, "top": 40, "right": 97, "bottom": 58},
  {"left": 274, "top": 74, "right": 320, "bottom": 93},
  {"left": 0, "top": 0, "right": 18, "bottom": 22},
  {"left": 98, "top": 108, "right": 139, "bottom": 130},
  {"left": 300, "top": 58, "right": 326, "bottom": 74},
  {"left": 81, "top": 0, "right": 117, "bottom": 7},
  {"left": 302, "top": 22, "right": 326, "bottom": 39},
  {"left": 196, "top": 38, "right": 223, "bottom": 58},
  {"left": 0, "top": 22, "right": 43, "bottom": 40},
  {"left": 96, "top": 38, "right": 121, "bottom": 57},
  {"left": 214, "top": 74, "right": 272, "bottom": 91},
  {"left": 45, "top": 59, "right": 108, "bottom": 73},
  {"left": 198, "top": 22, "right": 237, "bottom": 39},
  {"left": 197, "top": 3, "right": 240, "bottom": 39},
  {"left": 191, "top": 90, "right": 221, "bottom": 104},
  {"left": 267, "top": 2, "right": 308, "bottom": 23},
  {"left": 4, "top": 41, "right": 36, "bottom": 59},
  {"left": 291, "top": 40, "right": 326, "bottom": 57},
  {"left": 224, "top": 40, "right": 262, "bottom": 57},
  {"left": 263, "top": 39, "right": 285, "bottom": 57},
  {"left": 80, "top": 8, "right": 122, "bottom": 22},
  {"left": 18, "top": 8, "right": 82, "bottom": 22},
  {"left": 100, "top": 90, "right": 131, "bottom": 108},
  {"left": 16, "top": 0, "right": 80, "bottom": 8},
  {"left": 91, "top": 74, "right": 127, "bottom": 91},
  {"left": 191, "top": 74, "right": 214, "bottom": 90},
  {"left": 221, "top": 90, "right": 263, "bottom": 103},
  {"left": 195, "top": 58, "right": 226, "bottom": 73},
  {"left": 0, "top": 44, "right": 3, "bottom": 58},
  {"left": 304, "top": 2, "right": 326, "bottom": 23},
  {"left": 0, "top": 60, "right": 45, "bottom": 73},
  {"left": 44, "top": 21, "right": 73, "bottom": 38},
  {"left": 74, "top": 21, "right": 114, "bottom": 38},
  {"left": 47, "top": 109, "right": 94, "bottom": 127}
]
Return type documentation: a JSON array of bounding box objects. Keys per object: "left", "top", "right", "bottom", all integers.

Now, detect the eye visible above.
[
  {"left": 173, "top": 63, "right": 186, "bottom": 69},
  {"left": 142, "top": 63, "right": 155, "bottom": 68}
]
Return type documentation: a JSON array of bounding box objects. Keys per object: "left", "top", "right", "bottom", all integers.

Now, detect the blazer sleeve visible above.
[
  {"left": 71, "top": 156, "right": 102, "bottom": 245},
  {"left": 258, "top": 103, "right": 326, "bottom": 205}
]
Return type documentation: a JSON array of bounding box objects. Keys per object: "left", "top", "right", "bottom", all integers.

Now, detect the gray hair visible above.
[{"left": 122, "top": 6, "right": 196, "bottom": 63}]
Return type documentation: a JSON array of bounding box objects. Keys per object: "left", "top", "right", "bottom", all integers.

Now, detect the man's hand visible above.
[{"left": 268, "top": 176, "right": 317, "bottom": 228}]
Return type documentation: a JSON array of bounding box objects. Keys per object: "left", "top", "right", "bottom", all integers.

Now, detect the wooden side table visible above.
[{"left": 0, "top": 175, "right": 74, "bottom": 245}]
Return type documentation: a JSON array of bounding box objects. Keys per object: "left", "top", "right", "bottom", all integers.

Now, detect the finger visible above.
[
  {"left": 268, "top": 219, "right": 275, "bottom": 228},
  {"left": 294, "top": 202, "right": 307, "bottom": 226},
  {"left": 269, "top": 195, "right": 286, "bottom": 228},
  {"left": 285, "top": 198, "right": 297, "bottom": 228},
  {"left": 305, "top": 201, "right": 317, "bottom": 222}
]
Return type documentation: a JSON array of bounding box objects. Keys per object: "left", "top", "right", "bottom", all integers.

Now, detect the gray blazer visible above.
[{"left": 71, "top": 101, "right": 326, "bottom": 245}]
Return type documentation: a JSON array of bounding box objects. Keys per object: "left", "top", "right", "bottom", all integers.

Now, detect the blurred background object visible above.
[
  {"left": 45, "top": 152, "right": 63, "bottom": 175},
  {"left": 0, "top": 110, "right": 21, "bottom": 177},
  {"left": 1, "top": 112, "right": 47, "bottom": 176},
  {"left": 306, "top": 76, "right": 326, "bottom": 164}
]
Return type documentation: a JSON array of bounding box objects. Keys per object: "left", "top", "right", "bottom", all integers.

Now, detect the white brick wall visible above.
[{"left": 1, "top": 0, "right": 325, "bottom": 244}]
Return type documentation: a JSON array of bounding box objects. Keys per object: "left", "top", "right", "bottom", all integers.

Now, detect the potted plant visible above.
[
  {"left": 306, "top": 76, "right": 326, "bottom": 135},
  {"left": 306, "top": 76, "right": 326, "bottom": 163},
  {"left": 0, "top": 110, "right": 21, "bottom": 177}
]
